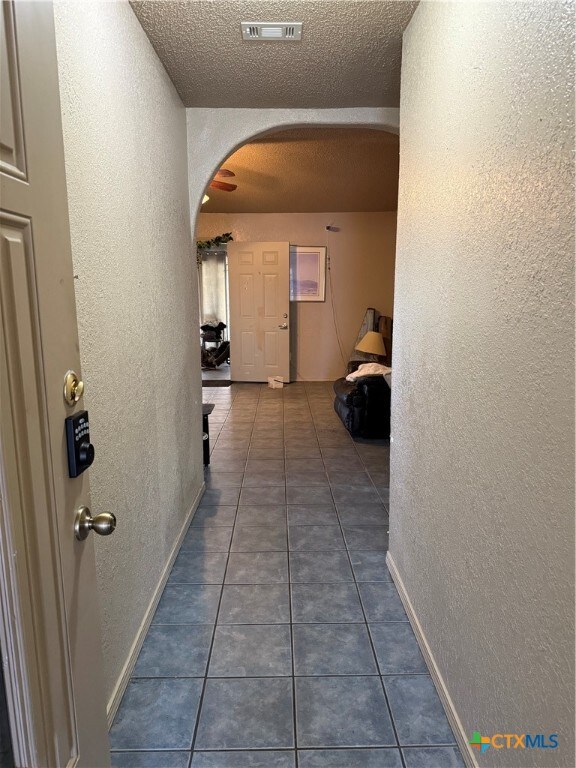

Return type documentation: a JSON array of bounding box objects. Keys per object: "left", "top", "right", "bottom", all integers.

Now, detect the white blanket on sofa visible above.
[{"left": 345, "top": 363, "right": 392, "bottom": 382}]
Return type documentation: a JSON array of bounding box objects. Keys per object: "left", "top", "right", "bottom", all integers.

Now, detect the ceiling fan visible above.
[{"left": 209, "top": 168, "right": 237, "bottom": 193}]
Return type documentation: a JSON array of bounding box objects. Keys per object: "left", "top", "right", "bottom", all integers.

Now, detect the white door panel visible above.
[
  {"left": 0, "top": 2, "right": 109, "bottom": 766},
  {"left": 228, "top": 242, "right": 290, "bottom": 382}
]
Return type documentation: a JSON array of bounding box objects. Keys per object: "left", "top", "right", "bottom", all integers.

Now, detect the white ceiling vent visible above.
[{"left": 241, "top": 22, "right": 302, "bottom": 41}]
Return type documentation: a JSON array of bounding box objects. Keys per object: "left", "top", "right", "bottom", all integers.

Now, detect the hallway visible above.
[{"left": 109, "top": 382, "right": 464, "bottom": 768}]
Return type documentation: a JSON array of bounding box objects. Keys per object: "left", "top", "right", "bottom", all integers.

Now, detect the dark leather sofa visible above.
[
  {"left": 333, "top": 372, "right": 391, "bottom": 439},
  {"left": 333, "top": 314, "right": 393, "bottom": 439}
]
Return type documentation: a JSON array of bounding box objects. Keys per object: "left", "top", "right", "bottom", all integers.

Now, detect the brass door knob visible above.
[{"left": 74, "top": 506, "right": 116, "bottom": 541}]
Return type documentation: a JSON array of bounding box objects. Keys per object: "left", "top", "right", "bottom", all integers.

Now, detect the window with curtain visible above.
[{"left": 199, "top": 249, "right": 229, "bottom": 332}]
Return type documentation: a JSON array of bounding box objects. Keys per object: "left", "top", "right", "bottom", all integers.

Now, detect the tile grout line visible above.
[
  {"left": 306, "top": 387, "right": 408, "bottom": 767},
  {"left": 131, "top": 672, "right": 434, "bottom": 681},
  {"left": 333, "top": 504, "right": 408, "bottom": 767},
  {"left": 211, "top": 384, "right": 297, "bottom": 762},
  {"left": 191, "top": 384, "right": 458, "bottom": 765},
  {"left": 281, "top": 393, "right": 300, "bottom": 768},
  {"left": 338, "top": 547, "right": 409, "bottom": 766},
  {"left": 189, "top": 388, "right": 253, "bottom": 759},
  {"left": 114, "top": 742, "right": 456, "bottom": 752}
]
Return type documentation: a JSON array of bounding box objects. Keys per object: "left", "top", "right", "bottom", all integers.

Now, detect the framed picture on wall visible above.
[{"left": 289, "top": 245, "right": 327, "bottom": 302}]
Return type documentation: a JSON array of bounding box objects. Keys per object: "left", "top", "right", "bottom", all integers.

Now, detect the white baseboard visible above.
[
  {"left": 106, "top": 482, "right": 205, "bottom": 727},
  {"left": 386, "top": 552, "right": 478, "bottom": 768}
]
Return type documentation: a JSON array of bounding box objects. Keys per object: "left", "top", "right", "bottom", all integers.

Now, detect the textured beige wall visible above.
[
  {"left": 54, "top": 1, "right": 203, "bottom": 704},
  {"left": 197, "top": 212, "right": 396, "bottom": 380},
  {"left": 390, "top": 2, "right": 574, "bottom": 766}
]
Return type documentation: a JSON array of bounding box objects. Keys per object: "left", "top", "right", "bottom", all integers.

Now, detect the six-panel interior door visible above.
[
  {"left": 0, "top": 2, "right": 110, "bottom": 766},
  {"left": 228, "top": 241, "right": 290, "bottom": 382}
]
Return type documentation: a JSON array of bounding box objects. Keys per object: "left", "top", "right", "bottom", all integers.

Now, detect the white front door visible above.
[
  {"left": 228, "top": 241, "right": 290, "bottom": 382},
  {"left": 0, "top": 3, "right": 110, "bottom": 766}
]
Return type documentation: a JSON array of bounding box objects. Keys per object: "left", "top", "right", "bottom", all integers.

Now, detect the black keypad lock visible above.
[{"left": 65, "top": 410, "right": 95, "bottom": 478}]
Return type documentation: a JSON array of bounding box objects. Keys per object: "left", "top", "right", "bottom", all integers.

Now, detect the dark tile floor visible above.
[
  {"left": 110, "top": 383, "right": 464, "bottom": 768},
  {"left": 202, "top": 363, "right": 231, "bottom": 383}
]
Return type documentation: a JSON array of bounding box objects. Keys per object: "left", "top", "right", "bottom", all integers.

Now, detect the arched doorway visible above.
[
  {"left": 192, "top": 117, "right": 399, "bottom": 384},
  {"left": 186, "top": 109, "right": 400, "bottom": 217}
]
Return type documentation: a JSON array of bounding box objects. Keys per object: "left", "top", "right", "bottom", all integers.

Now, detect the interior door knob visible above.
[
  {"left": 278, "top": 323, "right": 288, "bottom": 329},
  {"left": 75, "top": 506, "right": 116, "bottom": 541}
]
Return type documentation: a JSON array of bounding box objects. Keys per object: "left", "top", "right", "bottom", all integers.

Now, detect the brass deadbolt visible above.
[{"left": 63, "top": 370, "right": 84, "bottom": 406}]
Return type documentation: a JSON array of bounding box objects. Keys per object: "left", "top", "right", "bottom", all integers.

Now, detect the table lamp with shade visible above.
[{"left": 355, "top": 330, "right": 386, "bottom": 361}]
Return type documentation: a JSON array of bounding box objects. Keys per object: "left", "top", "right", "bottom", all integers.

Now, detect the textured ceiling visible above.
[
  {"left": 130, "top": 1, "right": 418, "bottom": 108},
  {"left": 201, "top": 126, "right": 399, "bottom": 213}
]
